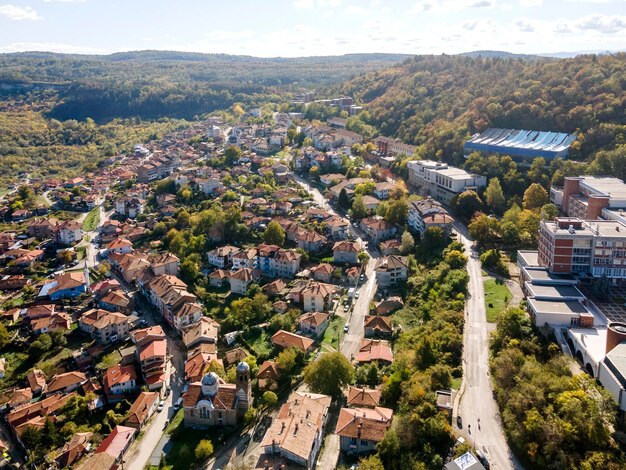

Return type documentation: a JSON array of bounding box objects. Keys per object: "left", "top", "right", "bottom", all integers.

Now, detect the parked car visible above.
[
  {"left": 344, "top": 304, "right": 349, "bottom": 312},
  {"left": 174, "top": 397, "right": 183, "bottom": 410},
  {"left": 344, "top": 322, "right": 350, "bottom": 332},
  {"left": 157, "top": 400, "right": 165, "bottom": 412}
]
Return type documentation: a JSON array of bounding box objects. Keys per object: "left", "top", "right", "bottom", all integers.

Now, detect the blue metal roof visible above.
[{"left": 464, "top": 128, "right": 576, "bottom": 159}]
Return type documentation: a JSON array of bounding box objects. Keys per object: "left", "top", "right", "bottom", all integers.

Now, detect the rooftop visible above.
[
  {"left": 528, "top": 298, "right": 591, "bottom": 316},
  {"left": 525, "top": 282, "right": 585, "bottom": 300}
]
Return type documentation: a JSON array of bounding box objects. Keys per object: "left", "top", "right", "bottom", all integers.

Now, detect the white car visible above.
[
  {"left": 157, "top": 400, "right": 165, "bottom": 412},
  {"left": 355, "top": 291, "right": 360, "bottom": 299},
  {"left": 343, "top": 322, "right": 350, "bottom": 333}
]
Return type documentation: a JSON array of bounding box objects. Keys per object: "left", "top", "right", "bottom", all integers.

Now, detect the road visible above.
[{"left": 455, "top": 223, "right": 521, "bottom": 470}]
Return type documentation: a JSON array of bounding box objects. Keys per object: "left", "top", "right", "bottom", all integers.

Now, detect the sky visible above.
[{"left": 0, "top": 0, "right": 625, "bottom": 57}]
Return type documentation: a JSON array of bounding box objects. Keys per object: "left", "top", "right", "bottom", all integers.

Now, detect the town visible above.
[{"left": 0, "top": 89, "right": 624, "bottom": 470}]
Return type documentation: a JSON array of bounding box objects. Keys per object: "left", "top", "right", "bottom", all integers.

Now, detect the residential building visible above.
[
  {"left": 375, "top": 255, "right": 408, "bottom": 287},
  {"left": 26, "top": 217, "right": 57, "bottom": 239},
  {"left": 182, "top": 363, "right": 251, "bottom": 428},
  {"left": 181, "top": 316, "right": 220, "bottom": 350},
  {"left": 333, "top": 240, "right": 360, "bottom": 264},
  {"left": 207, "top": 245, "right": 240, "bottom": 269},
  {"left": 407, "top": 160, "right": 486, "bottom": 204},
  {"left": 408, "top": 197, "right": 454, "bottom": 234},
  {"left": 271, "top": 330, "right": 315, "bottom": 353},
  {"left": 256, "top": 245, "right": 302, "bottom": 279},
  {"left": 79, "top": 309, "right": 131, "bottom": 343},
  {"left": 597, "top": 323, "right": 626, "bottom": 428},
  {"left": 54, "top": 432, "right": 93, "bottom": 469},
  {"left": 297, "top": 311, "right": 330, "bottom": 337},
  {"left": 550, "top": 176, "right": 626, "bottom": 220},
  {"left": 46, "top": 371, "right": 87, "bottom": 396},
  {"left": 364, "top": 315, "right": 393, "bottom": 338},
  {"left": 107, "top": 238, "right": 134, "bottom": 255},
  {"left": 346, "top": 386, "right": 381, "bottom": 408},
  {"left": 355, "top": 339, "right": 393, "bottom": 365},
  {"left": 99, "top": 289, "right": 131, "bottom": 313},
  {"left": 229, "top": 268, "right": 261, "bottom": 295},
  {"left": 41, "top": 271, "right": 88, "bottom": 301},
  {"left": 336, "top": 406, "right": 393, "bottom": 455},
  {"left": 103, "top": 364, "right": 139, "bottom": 401},
  {"left": 54, "top": 220, "right": 83, "bottom": 246},
  {"left": 261, "top": 391, "right": 331, "bottom": 469},
  {"left": 301, "top": 281, "right": 337, "bottom": 312},
  {"left": 124, "top": 392, "right": 159, "bottom": 430},
  {"left": 374, "top": 182, "right": 394, "bottom": 200},
  {"left": 115, "top": 197, "right": 144, "bottom": 219},
  {"left": 325, "top": 215, "right": 350, "bottom": 239},
  {"left": 374, "top": 136, "right": 418, "bottom": 157},
  {"left": 310, "top": 263, "right": 334, "bottom": 283},
  {"left": 296, "top": 229, "right": 327, "bottom": 252},
  {"left": 94, "top": 425, "right": 136, "bottom": 466},
  {"left": 257, "top": 360, "right": 280, "bottom": 390},
  {"left": 232, "top": 248, "right": 257, "bottom": 269},
  {"left": 132, "top": 326, "right": 168, "bottom": 391},
  {"left": 360, "top": 217, "right": 397, "bottom": 243},
  {"left": 149, "top": 252, "right": 180, "bottom": 276}
]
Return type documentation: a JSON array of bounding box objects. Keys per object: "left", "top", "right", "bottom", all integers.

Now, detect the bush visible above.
[{"left": 194, "top": 439, "right": 214, "bottom": 462}]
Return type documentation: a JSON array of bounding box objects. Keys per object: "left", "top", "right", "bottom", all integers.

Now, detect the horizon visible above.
[{"left": 1, "top": 0, "right": 625, "bottom": 57}]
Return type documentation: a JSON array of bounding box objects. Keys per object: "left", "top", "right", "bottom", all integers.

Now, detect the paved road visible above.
[{"left": 455, "top": 223, "right": 521, "bottom": 470}]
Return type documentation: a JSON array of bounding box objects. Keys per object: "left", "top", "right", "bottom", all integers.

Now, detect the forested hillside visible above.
[
  {"left": 339, "top": 53, "right": 626, "bottom": 164},
  {"left": 0, "top": 51, "right": 408, "bottom": 121}
]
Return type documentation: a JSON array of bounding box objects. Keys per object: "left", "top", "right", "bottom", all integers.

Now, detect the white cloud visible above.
[
  {"left": 519, "top": 0, "right": 542, "bottom": 5},
  {"left": 575, "top": 14, "right": 626, "bottom": 33},
  {"left": 43, "top": 0, "right": 85, "bottom": 2},
  {"left": 293, "top": 0, "right": 341, "bottom": 8},
  {"left": 0, "top": 4, "right": 42, "bottom": 20},
  {"left": 514, "top": 17, "right": 536, "bottom": 31},
  {"left": 293, "top": 0, "right": 314, "bottom": 7},
  {"left": 344, "top": 5, "right": 368, "bottom": 15}
]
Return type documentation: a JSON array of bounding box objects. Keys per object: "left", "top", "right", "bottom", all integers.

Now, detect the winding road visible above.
[{"left": 454, "top": 222, "right": 521, "bottom": 470}]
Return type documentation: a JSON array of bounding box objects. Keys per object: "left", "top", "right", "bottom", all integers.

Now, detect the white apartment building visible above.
[{"left": 407, "top": 160, "right": 486, "bottom": 204}]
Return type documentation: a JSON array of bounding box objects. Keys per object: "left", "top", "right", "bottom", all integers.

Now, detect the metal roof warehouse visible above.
[{"left": 464, "top": 128, "right": 576, "bottom": 160}]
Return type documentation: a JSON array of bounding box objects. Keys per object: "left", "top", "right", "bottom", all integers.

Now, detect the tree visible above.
[
  {"left": 351, "top": 195, "right": 368, "bottom": 219},
  {"left": 384, "top": 199, "right": 408, "bottom": 226},
  {"left": 180, "top": 259, "right": 199, "bottom": 284},
  {"left": 468, "top": 213, "right": 500, "bottom": 246},
  {"left": 390, "top": 180, "right": 409, "bottom": 200},
  {"left": 0, "top": 323, "right": 9, "bottom": 349},
  {"left": 338, "top": 188, "right": 351, "bottom": 209},
  {"left": 484, "top": 177, "right": 506, "bottom": 214},
  {"left": 358, "top": 455, "right": 385, "bottom": 470},
  {"left": 276, "top": 347, "right": 301, "bottom": 374},
  {"left": 194, "top": 439, "right": 214, "bottom": 461},
  {"left": 444, "top": 250, "right": 467, "bottom": 269},
  {"left": 262, "top": 391, "right": 278, "bottom": 407},
  {"left": 400, "top": 231, "right": 415, "bottom": 255},
  {"left": 263, "top": 221, "right": 285, "bottom": 246},
  {"left": 304, "top": 352, "right": 353, "bottom": 396},
  {"left": 454, "top": 190, "right": 483, "bottom": 220},
  {"left": 355, "top": 181, "right": 375, "bottom": 196},
  {"left": 541, "top": 203, "right": 559, "bottom": 220},
  {"left": 224, "top": 145, "right": 242, "bottom": 165},
  {"left": 358, "top": 251, "right": 370, "bottom": 265},
  {"left": 523, "top": 183, "right": 549, "bottom": 210}
]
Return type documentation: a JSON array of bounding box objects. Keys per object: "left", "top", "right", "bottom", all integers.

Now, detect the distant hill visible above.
[
  {"left": 458, "top": 50, "right": 543, "bottom": 60},
  {"left": 336, "top": 52, "right": 626, "bottom": 164}
]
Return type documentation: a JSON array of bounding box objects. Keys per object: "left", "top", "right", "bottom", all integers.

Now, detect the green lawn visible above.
[
  {"left": 82, "top": 207, "right": 100, "bottom": 231},
  {"left": 243, "top": 329, "right": 273, "bottom": 357},
  {"left": 484, "top": 278, "right": 511, "bottom": 322},
  {"left": 322, "top": 316, "right": 343, "bottom": 350}
]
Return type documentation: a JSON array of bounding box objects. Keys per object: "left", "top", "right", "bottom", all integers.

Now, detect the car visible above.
[
  {"left": 344, "top": 305, "right": 349, "bottom": 312},
  {"left": 157, "top": 400, "right": 165, "bottom": 412},
  {"left": 139, "top": 319, "right": 148, "bottom": 326},
  {"left": 174, "top": 397, "right": 183, "bottom": 410},
  {"left": 163, "top": 419, "right": 169, "bottom": 429},
  {"left": 343, "top": 322, "right": 349, "bottom": 332},
  {"left": 456, "top": 415, "right": 462, "bottom": 428},
  {"left": 355, "top": 291, "right": 360, "bottom": 299},
  {"left": 476, "top": 450, "right": 490, "bottom": 469}
]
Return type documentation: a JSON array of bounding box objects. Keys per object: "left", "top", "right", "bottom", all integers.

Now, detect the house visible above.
[
  {"left": 257, "top": 360, "right": 280, "bottom": 390},
  {"left": 95, "top": 425, "right": 136, "bottom": 466},
  {"left": 298, "top": 312, "right": 330, "bottom": 338},
  {"left": 79, "top": 309, "right": 131, "bottom": 343},
  {"left": 182, "top": 363, "right": 251, "bottom": 428},
  {"left": 362, "top": 195, "right": 381, "bottom": 211},
  {"left": 184, "top": 349, "right": 222, "bottom": 382},
  {"left": 261, "top": 391, "right": 331, "bottom": 469},
  {"left": 232, "top": 248, "right": 257, "bottom": 269},
  {"left": 181, "top": 316, "right": 220, "bottom": 350},
  {"left": 103, "top": 364, "right": 138, "bottom": 402},
  {"left": 30, "top": 311, "right": 71, "bottom": 335},
  {"left": 41, "top": 271, "right": 88, "bottom": 300},
  {"left": 9, "top": 388, "right": 33, "bottom": 408},
  {"left": 269, "top": 248, "right": 302, "bottom": 279},
  {"left": 149, "top": 252, "right": 180, "bottom": 276},
  {"left": 336, "top": 406, "right": 393, "bottom": 455},
  {"left": 7, "top": 392, "right": 76, "bottom": 433},
  {"left": 346, "top": 386, "right": 381, "bottom": 408},
  {"left": 375, "top": 297, "right": 404, "bottom": 316},
  {"left": 27, "top": 368, "right": 47, "bottom": 395},
  {"left": 299, "top": 281, "right": 337, "bottom": 312},
  {"left": 229, "top": 268, "right": 261, "bottom": 295},
  {"left": 360, "top": 217, "right": 397, "bottom": 243},
  {"left": 296, "top": 230, "right": 327, "bottom": 252},
  {"left": 54, "top": 432, "right": 93, "bottom": 469},
  {"left": 47, "top": 371, "right": 87, "bottom": 396},
  {"left": 262, "top": 279, "right": 287, "bottom": 298},
  {"left": 355, "top": 339, "right": 393, "bottom": 365},
  {"left": 271, "top": 330, "right": 315, "bottom": 353},
  {"left": 333, "top": 241, "right": 360, "bottom": 265},
  {"left": 379, "top": 239, "right": 402, "bottom": 256},
  {"left": 54, "top": 220, "right": 83, "bottom": 246},
  {"left": 99, "top": 289, "right": 131, "bottom": 313},
  {"left": 311, "top": 263, "right": 334, "bottom": 283},
  {"left": 375, "top": 255, "right": 408, "bottom": 287},
  {"left": 207, "top": 245, "right": 240, "bottom": 269},
  {"left": 320, "top": 173, "right": 347, "bottom": 187},
  {"left": 346, "top": 266, "right": 360, "bottom": 284},
  {"left": 223, "top": 347, "right": 250, "bottom": 367},
  {"left": 209, "top": 269, "right": 229, "bottom": 288},
  {"left": 124, "top": 392, "right": 159, "bottom": 430},
  {"left": 374, "top": 182, "right": 394, "bottom": 200},
  {"left": 325, "top": 215, "right": 350, "bottom": 240},
  {"left": 132, "top": 326, "right": 168, "bottom": 391},
  {"left": 115, "top": 197, "right": 144, "bottom": 219},
  {"left": 26, "top": 217, "right": 57, "bottom": 239},
  {"left": 364, "top": 315, "right": 393, "bottom": 338},
  {"left": 107, "top": 238, "right": 134, "bottom": 255}
]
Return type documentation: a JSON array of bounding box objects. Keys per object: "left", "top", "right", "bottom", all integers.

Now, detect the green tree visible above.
[
  {"left": 484, "top": 177, "right": 506, "bottom": 214},
  {"left": 304, "top": 352, "right": 354, "bottom": 396},
  {"left": 194, "top": 439, "right": 214, "bottom": 461},
  {"left": 384, "top": 199, "right": 408, "bottom": 226},
  {"left": 358, "top": 455, "right": 385, "bottom": 470},
  {"left": 224, "top": 145, "right": 242, "bottom": 165},
  {"left": 523, "top": 183, "right": 549, "bottom": 210},
  {"left": 262, "top": 391, "right": 278, "bottom": 407},
  {"left": 400, "top": 231, "right": 415, "bottom": 255},
  {"left": 358, "top": 251, "right": 370, "bottom": 265},
  {"left": 263, "top": 220, "right": 286, "bottom": 246},
  {"left": 540, "top": 203, "right": 559, "bottom": 220},
  {"left": 454, "top": 190, "right": 483, "bottom": 220},
  {"left": 0, "top": 323, "right": 9, "bottom": 349},
  {"left": 444, "top": 250, "right": 467, "bottom": 269},
  {"left": 468, "top": 213, "right": 500, "bottom": 246},
  {"left": 276, "top": 347, "right": 301, "bottom": 374},
  {"left": 351, "top": 194, "right": 368, "bottom": 219},
  {"left": 180, "top": 259, "right": 199, "bottom": 284},
  {"left": 338, "top": 188, "right": 351, "bottom": 209}
]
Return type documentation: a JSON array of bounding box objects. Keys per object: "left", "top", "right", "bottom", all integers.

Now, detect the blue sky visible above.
[{"left": 0, "top": 0, "right": 624, "bottom": 56}]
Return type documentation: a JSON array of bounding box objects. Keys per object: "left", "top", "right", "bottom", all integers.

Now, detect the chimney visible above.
[{"left": 357, "top": 423, "right": 362, "bottom": 439}]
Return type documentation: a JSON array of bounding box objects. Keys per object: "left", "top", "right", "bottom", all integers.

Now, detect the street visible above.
[{"left": 454, "top": 223, "right": 521, "bottom": 470}]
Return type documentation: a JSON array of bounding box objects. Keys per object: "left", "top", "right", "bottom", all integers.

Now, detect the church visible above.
[{"left": 182, "top": 361, "right": 251, "bottom": 428}]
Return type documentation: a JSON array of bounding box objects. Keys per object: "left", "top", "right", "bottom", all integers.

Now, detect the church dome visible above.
[
  {"left": 236, "top": 361, "right": 250, "bottom": 373},
  {"left": 200, "top": 371, "right": 220, "bottom": 396}
]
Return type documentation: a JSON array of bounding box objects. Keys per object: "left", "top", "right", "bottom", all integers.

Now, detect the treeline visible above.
[
  {"left": 491, "top": 307, "right": 626, "bottom": 468},
  {"left": 338, "top": 53, "right": 626, "bottom": 165}
]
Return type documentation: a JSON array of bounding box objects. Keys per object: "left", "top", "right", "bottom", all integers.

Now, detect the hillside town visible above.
[{"left": 0, "top": 94, "right": 625, "bottom": 470}]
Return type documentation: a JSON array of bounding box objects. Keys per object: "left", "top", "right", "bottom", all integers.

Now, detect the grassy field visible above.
[
  {"left": 484, "top": 278, "right": 511, "bottom": 322},
  {"left": 322, "top": 316, "right": 344, "bottom": 351},
  {"left": 243, "top": 329, "right": 273, "bottom": 357},
  {"left": 82, "top": 207, "right": 100, "bottom": 231}
]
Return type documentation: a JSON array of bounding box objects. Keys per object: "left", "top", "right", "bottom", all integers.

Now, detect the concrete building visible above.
[
  {"left": 407, "top": 160, "right": 486, "bottom": 204},
  {"left": 550, "top": 176, "right": 626, "bottom": 220}
]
